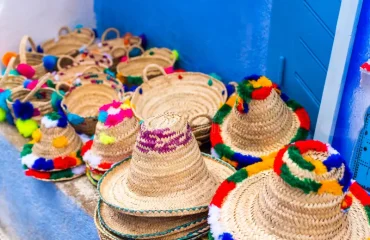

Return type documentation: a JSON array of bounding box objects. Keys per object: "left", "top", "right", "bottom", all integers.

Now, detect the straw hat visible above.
[
  {"left": 20, "top": 111, "right": 85, "bottom": 181},
  {"left": 210, "top": 75, "right": 310, "bottom": 169},
  {"left": 208, "top": 140, "right": 370, "bottom": 240},
  {"left": 98, "top": 112, "right": 235, "bottom": 217},
  {"left": 82, "top": 100, "right": 139, "bottom": 171}
]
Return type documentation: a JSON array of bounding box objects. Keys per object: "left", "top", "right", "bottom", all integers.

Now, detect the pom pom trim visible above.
[{"left": 24, "top": 164, "right": 86, "bottom": 181}]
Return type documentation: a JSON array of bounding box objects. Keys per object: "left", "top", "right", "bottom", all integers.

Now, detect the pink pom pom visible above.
[
  {"left": 120, "top": 56, "right": 128, "bottom": 62},
  {"left": 105, "top": 111, "right": 124, "bottom": 127},
  {"left": 164, "top": 66, "right": 174, "bottom": 74},
  {"left": 17, "top": 64, "right": 35, "bottom": 79},
  {"left": 26, "top": 80, "right": 47, "bottom": 90}
]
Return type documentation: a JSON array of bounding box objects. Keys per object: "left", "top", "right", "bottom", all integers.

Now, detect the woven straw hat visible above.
[
  {"left": 98, "top": 112, "right": 235, "bottom": 217},
  {"left": 20, "top": 111, "right": 86, "bottom": 181},
  {"left": 208, "top": 140, "right": 370, "bottom": 240},
  {"left": 210, "top": 75, "right": 310, "bottom": 170},
  {"left": 82, "top": 100, "right": 139, "bottom": 171}
]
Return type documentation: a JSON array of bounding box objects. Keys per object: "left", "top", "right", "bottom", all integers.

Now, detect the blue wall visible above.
[
  {"left": 94, "top": 0, "right": 273, "bottom": 82},
  {"left": 332, "top": 0, "right": 370, "bottom": 163}
]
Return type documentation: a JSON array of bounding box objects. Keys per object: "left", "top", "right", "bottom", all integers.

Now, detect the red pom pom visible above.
[
  {"left": 350, "top": 182, "right": 370, "bottom": 206},
  {"left": 361, "top": 62, "right": 370, "bottom": 72},
  {"left": 295, "top": 108, "right": 310, "bottom": 130},
  {"left": 98, "top": 162, "right": 113, "bottom": 170},
  {"left": 81, "top": 140, "right": 93, "bottom": 156},
  {"left": 16, "top": 64, "right": 35, "bottom": 79},
  {"left": 210, "top": 180, "right": 236, "bottom": 208},
  {"left": 174, "top": 69, "right": 186, "bottom": 73},
  {"left": 178, "top": 75, "right": 183, "bottom": 79},
  {"left": 274, "top": 146, "right": 288, "bottom": 175},
  {"left": 294, "top": 140, "right": 327, "bottom": 154},
  {"left": 210, "top": 123, "right": 223, "bottom": 147},
  {"left": 64, "top": 156, "right": 77, "bottom": 168},
  {"left": 53, "top": 157, "right": 69, "bottom": 169},
  {"left": 251, "top": 87, "right": 272, "bottom": 100},
  {"left": 25, "top": 169, "right": 51, "bottom": 179}
]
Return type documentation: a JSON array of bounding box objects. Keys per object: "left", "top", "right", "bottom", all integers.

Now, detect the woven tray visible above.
[{"left": 130, "top": 64, "right": 227, "bottom": 145}]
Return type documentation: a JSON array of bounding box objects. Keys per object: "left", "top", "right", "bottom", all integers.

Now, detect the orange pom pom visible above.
[{"left": 2, "top": 52, "right": 17, "bottom": 66}]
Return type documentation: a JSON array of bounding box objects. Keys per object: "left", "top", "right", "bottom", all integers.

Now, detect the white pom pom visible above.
[
  {"left": 208, "top": 204, "right": 223, "bottom": 240},
  {"left": 21, "top": 153, "right": 38, "bottom": 167},
  {"left": 41, "top": 117, "right": 58, "bottom": 128},
  {"left": 83, "top": 150, "right": 102, "bottom": 167},
  {"left": 71, "top": 165, "right": 86, "bottom": 175}
]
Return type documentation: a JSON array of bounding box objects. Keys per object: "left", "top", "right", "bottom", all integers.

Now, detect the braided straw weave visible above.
[
  {"left": 98, "top": 112, "right": 235, "bottom": 217},
  {"left": 6, "top": 74, "right": 55, "bottom": 123},
  {"left": 12, "top": 36, "right": 47, "bottom": 79},
  {"left": 208, "top": 140, "right": 370, "bottom": 240},
  {"left": 82, "top": 100, "right": 140, "bottom": 171},
  {"left": 54, "top": 55, "right": 111, "bottom": 84},
  {"left": 42, "top": 26, "right": 96, "bottom": 56},
  {"left": 60, "top": 73, "right": 123, "bottom": 135},
  {"left": 0, "top": 57, "right": 26, "bottom": 90},
  {"left": 130, "top": 64, "right": 226, "bottom": 145}
]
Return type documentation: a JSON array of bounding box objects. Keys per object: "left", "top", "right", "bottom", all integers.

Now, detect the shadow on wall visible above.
[
  {"left": 332, "top": 0, "right": 370, "bottom": 164},
  {"left": 94, "top": 0, "right": 273, "bottom": 83}
]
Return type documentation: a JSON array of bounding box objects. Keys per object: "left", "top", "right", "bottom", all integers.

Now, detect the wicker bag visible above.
[
  {"left": 116, "top": 46, "right": 175, "bottom": 85},
  {"left": 54, "top": 55, "right": 111, "bottom": 84},
  {"left": 142, "top": 47, "right": 177, "bottom": 65},
  {"left": 12, "top": 36, "right": 47, "bottom": 79},
  {"left": 130, "top": 64, "right": 227, "bottom": 145},
  {"left": 0, "top": 57, "right": 26, "bottom": 90},
  {"left": 59, "top": 73, "right": 124, "bottom": 135}
]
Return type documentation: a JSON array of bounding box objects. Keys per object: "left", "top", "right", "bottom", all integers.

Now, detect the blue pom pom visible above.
[
  {"left": 23, "top": 79, "right": 32, "bottom": 88},
  {"left": 232, "top": 152, "right": 261, "bottom": 169},
  {"left": 36, "top": 45, "right": 44, "bottom": 53},
  {"left": 323, "top": 154, "right": 342, "bottom": 171},
  {"left": 242, "top": 102, "right": 249, "bottom": 113},
  {"left": 280, "top": 93, "right": 289, "bottom": 102},
  {"left": 0, "top": 89, "right": 11, "bottom": 110},
  {"left": 13, "top": 100, "right": 34, "bottom": 120},
  {"left": 98, "top": 111, "right": 108, "bottom": 122},
  {"left": 123, "top": 84, "right": 128, "bottom": 92},
  {"left": 139, "top": 34, "right": 147, "bottom": 49},
  {"left": 226, "top": 83, "right": 235, "bottom": 97},
  {"left": 339, "top": 163, "right": 352, "bottom": 192},
  {"left": 32, "top": 158, "right": 46, "bottom": 170},
  {"left": 129, "top": 85, "right": 138, "bottom": 92},
  {"left": 220, "top": 233, "right": 234, "bottom": 240},
  {"left": 43, "top": 55, "right": 58, "bottom": 71},
  {"left": 43, "top": 160, "right": 54, "bottom": 171},
  {"left": 129, "top": 47, "right": 143, "bottom": 58},
  {"left": 67, "top": 113, "right": 84, "bottom": 125},
  {"left": 92, "top": 28, "right": 98, "bottom": 38},
  {"left": 6, "top": 112, "right": 14, "bottom": 125},
  {"left": 244, "top": 74, "right": 261, "bottom": 81},
  {"left": 57, "top": 115, "right": 68, "bottom": 128},
  {"left": 139, "top": 88, "right": 143, "bottom": 94}
]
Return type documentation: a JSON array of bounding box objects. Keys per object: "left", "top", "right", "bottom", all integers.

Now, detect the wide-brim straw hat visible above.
[
  {"left": 94, "top": 206, "right": 209, "bottom": 240},
  {"left": 98, "top": 200, "right": 208, "bottom": 239},
  {"left": 98, "top": 112, "right": 235, "bottom": 217},
  {"left": 208, "top": 140, "right": 370, "bottom": 240},
  {"left": 210, "top": 75, "right": 310, "bottom": 170},
  {"left": 82, "top": 100, "right": 139, "bottom": 171},
  {"left": 21, "top": 111, "right": 83, "bottom": 172}
]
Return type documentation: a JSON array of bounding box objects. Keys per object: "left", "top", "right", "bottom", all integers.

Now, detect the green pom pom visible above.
[
  {"left": 0, "top": 108, "right": 6, "bottom": 122},
  {"left": 9, "top": 69, "right": 20, "bottom": 76},
  {"left": 208, "top": 79, "right": 213, "bottom": 86},
  {"left": 171, "top": 50, "right": 179, "bottom": 61},
  {"left": 15, "top": 119, "right": 38, "bottom": 138},
  {"left": 227, "top": 168, "right": 248, "bottom": 183}
]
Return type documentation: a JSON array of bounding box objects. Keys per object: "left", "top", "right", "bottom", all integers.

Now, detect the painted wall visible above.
[
  {"left": 332, "top": 0, "right": 370, "bottom": 163},
  {"left": 94, "top": 0, "right": 273, "bottom": 82},
  {"left": 0, "top": 0, "right": 96, "bottom": 70}
]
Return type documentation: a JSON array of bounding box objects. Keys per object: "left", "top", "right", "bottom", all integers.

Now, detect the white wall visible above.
[{"left": 0, "top": 0, "right": 95, "bottom": 70}]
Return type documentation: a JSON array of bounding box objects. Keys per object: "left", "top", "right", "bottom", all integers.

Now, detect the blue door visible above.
[{"left": 267, "top": 0, "right": 342, "bottom": 130}]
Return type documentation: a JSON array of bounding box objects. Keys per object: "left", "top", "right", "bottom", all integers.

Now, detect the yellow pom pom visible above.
[
  {"left": 116, "top": 72, "right": 125, "bottom": 83},
  {"left": 249, "top": 76, "right": 272, "bottom": 88},
  {"left": 32, "top": 128, "right": 42, "bottom": 143},
  {"left": 222, "top": 157, "right": 238, "bottom": 168},
  {"left": 0, "top": 108, "right": 6, "bottom": 122},
  {"left": 226, "top": 94, "right": 237, "bottom": 107},
  {"left": 121, "top": 102, "right": 131, "bottom": 110},
  {"left": 171, "top": 50, "right": 179, "bottom": 61},
  {"left": 318, "top": 180, "right": 343, "bottom": 196},
  {"left": 246, "top": 152, "right": 276, "bottom": 177},
  {"left": 304, "top": 156, "right": 327, "bottom": 174},
  {"left": 99, "top": 132, "right": 115, "bottom": 145},
  {"left": 52, "top": 136, "right": 68, "bottom": 148},
  {"left": 15, "top": 119, "right": 38, "bottom": 138},
  {"left": 2, "top": 52, "right": 17, "bottom": 66}
]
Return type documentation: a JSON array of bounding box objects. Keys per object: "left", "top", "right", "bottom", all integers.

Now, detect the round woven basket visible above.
[
  {"left": 12, "top": 36, "right": 47, "bottom": 79},
  {"left": 116, "top": 46, "right": 174, "bottom": 85},
  {"left": 54, "top": 55, "right": 110, "bottom": 84},
  {"left": 6, "top": 74, "right": 55, "bottom": 123},
  {"left": 130, "top": 64, "right": 227, "bottom": 145},
  {"left": 42, "top": 26, "right": 96, "bottom": 56},
  {"left": 59, "top": 73, "right": 124, "bottom": 135},
  {"left": 0, "top": 57, "right": 26, "bottom": 90}
]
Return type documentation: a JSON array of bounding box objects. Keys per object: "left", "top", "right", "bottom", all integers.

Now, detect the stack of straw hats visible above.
[
  {"left": 95, "top": 112, "right": 235, "bottom": 239},
  {"left": 20, "top": 111, "right": 86, "bottom": 181},
  {"left": 211, "top": 75, "right": 310, "bottom": 170},
  {"left": 82, "top": 100, "right": 140, "bottom": 186},
  {"left": 208, "top": 140, "right": 370, "bottom": 239}
]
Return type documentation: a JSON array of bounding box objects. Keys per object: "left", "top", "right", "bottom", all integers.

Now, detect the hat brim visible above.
[
  {"left": 86, "top": 168, "right": 98, "bottom": 186},
  {"left": 23, "top": 165, "right": 86, "bottom": 182},
  {"left": 209, "top": 170, "right": 370, "bottom": 239},
  {"left": 211, "top": 93, "right": 310, "bottom": 170},
  {"left": 98, "top": 200, "right": 207, "bottom": 239},
  {"left": 98, "top": 153, "right": 235, "bottom": 217},
  {"left": 94, "top": 206, "right": 209, "bottom": 240}
]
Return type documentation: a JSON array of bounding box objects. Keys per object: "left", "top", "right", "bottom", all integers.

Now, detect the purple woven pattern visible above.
[{"left": 136, "top": 125, "right": 193, "bottom": 153}]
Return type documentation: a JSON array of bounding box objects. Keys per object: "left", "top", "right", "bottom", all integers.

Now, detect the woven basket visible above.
[
  {"left": 130, "top": 64, "right": 226, "bottom": 145},
  {"left": 0, "top": 57, "right": 26, "bottom": 90},
  {"left": 42, "top": 26, "right": 96, "bottom": 56},
  {"left": 54, "top": 55, "right": 110, "bottom": 84},
  {"left": 142, "top": 48, "right": 177, "bottom": 65},
  {"left": 12, "top": 36, "right": 47, "bottom": 79},
  {"left": 116, "top": 46, "right": 174, "bottom": 85},
  {"left": 74, "top": 51, "right": 114, "bottom": 69},
  {"left": 59, "top": 73, "right": 124, "bottom": 135},
  {"left": 6, "top": 74, "right": 55, "bottom": 123}
]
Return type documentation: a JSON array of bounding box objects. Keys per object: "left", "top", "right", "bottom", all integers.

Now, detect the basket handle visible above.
[
  {"left": 142, "top": 64, "right": 167, "bottom": 84},
  {"left": 126, "top": 44, "right": 145, "bottom": 60},
  {"left": 122, "top": 91, "right": 133, "bottom": 101},
  {"left": 55, "top": 82, "right": 72, "bottom": 97},
  {"left": 58, "top": 26, "right": 71, "bottom": 36},
  {"left": 0, "top": 57, "right": 16, "bottom": 84},
  {"left": 101, "top": 28, "right": 120, "bottom": 42},
  {"left": 110, "top": 46, "right": 127, "bottom": 58},
  {"left": 57, "top": 55, "right": 77, "bottom": 70},
  {"left": 188, "top": 114, "right": 212, "bottom": 128},
  {"left": 22, "top": 73, "right": 51, "bottom": 102},
  {"left": 19, "top": 36, "right": 37, "bottom": 63}
]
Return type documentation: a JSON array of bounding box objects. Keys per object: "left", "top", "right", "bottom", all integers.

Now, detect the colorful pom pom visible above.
[
  {"left": 99, "top": 132, "right": 115, "bottom": 145},
  {"left": 32, "top": 128, "right": 42, "bottom": 143},
  {"left": 171, "top": 50, "right": 179, "bottom": 61},
  {"left": 13, "top": 100, "right": 34, "bottom": 120},
  {"left": 67, "top": 113, "right": 84, "bottom": 125},
  {"left": 2, "top": 52, "right": 17, "bottom": 66},
  {"left": 15, "top": 118, "right": 38, "bottom": 137},
  {"left": 9, "top": 69, "right": 20, "bottom": 76},
  {"left": 36, "top": 45, "right": 44, "bottom": 53},
  {"left": 0, "top": 108, "right": 6, "bottom": 122},
  {"left": 52, "top": 136, "right": 68, "bottom": 148},
  {"left": 16, "top": 64, "right": 35, "bottom": 79},
  {"left": 42, "top": 55, "right": 58, "bottom": 71}
]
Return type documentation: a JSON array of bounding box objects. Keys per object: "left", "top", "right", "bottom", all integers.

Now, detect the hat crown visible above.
[{"left": 126, "top": 112, "right": 213, "bottom": 196}]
